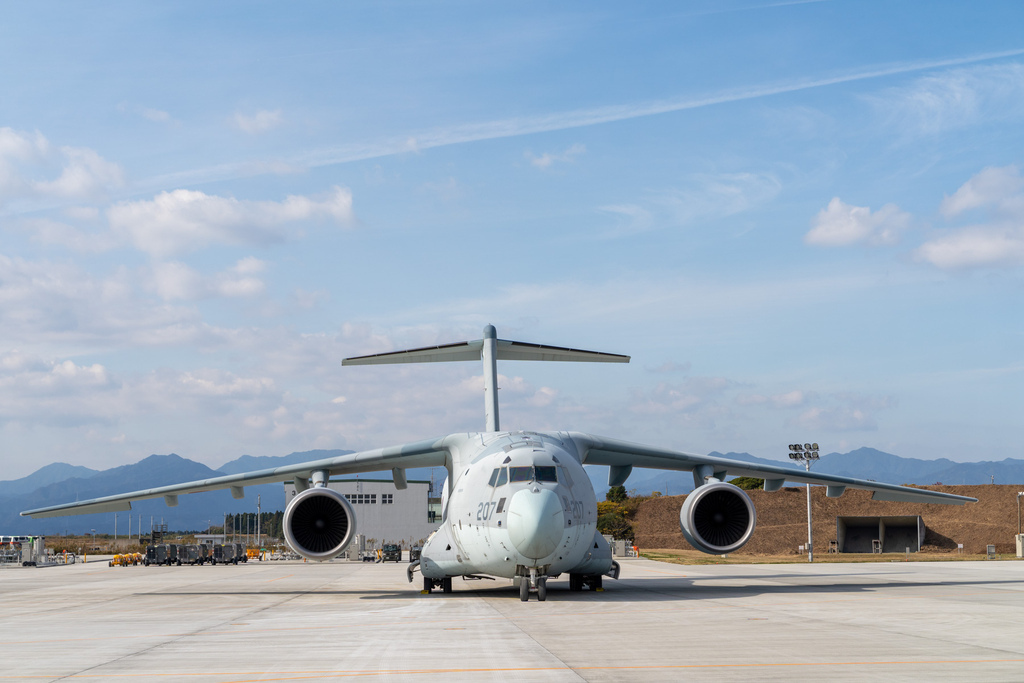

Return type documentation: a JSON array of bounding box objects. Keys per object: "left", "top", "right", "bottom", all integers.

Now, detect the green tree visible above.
[
  {"left": 729, "top": 476, "right": 765, "bottom": 490},
  {"left": 597, "top": 513, "right": 634, "bottom": 542},
  {"left": 606, "top": 485, "right": 628, "bottom": 503}
]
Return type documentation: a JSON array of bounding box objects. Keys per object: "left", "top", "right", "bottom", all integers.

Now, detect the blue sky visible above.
[{"left": 1, "top": 1, "right": 1021, "bottom": 479}]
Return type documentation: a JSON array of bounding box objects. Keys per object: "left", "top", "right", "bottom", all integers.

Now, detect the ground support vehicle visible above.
[
  {"left": 212, "top": 543, "right": 240, "bottom": 565},
  {"left": 382, "top": 544, "right": 402, "bottom": 562},
  {"left": 181, "top": 544, "right": 206, "bottom": 565},
  {"left": 209, "top": 544, "right": 224, "bottom": 565}
]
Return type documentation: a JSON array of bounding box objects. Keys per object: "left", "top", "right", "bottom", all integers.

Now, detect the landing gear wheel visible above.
[
  {"left": 537, "top": 578, "right": 547, "bottom": 601},
  {"left": 569, "top": 574, "right": 583, "bottom": 591},
  {"left": 590, "top": 575, "right": 603, "bottom": 591},
  {"left": 442, "top": 577, "right": 453, "bottom": 594},
  {"left": 520, "top": 578, "right": 530, "bottom": 602},
  {"left": 423, "top": 577, "right": 433, "bottom": 593}
]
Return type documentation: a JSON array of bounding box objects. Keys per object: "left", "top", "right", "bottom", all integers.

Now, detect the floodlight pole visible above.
[
  {"left": 804, "top": 463, "right": 813, "bottom": 563},
  {"left": 789, "top": 443, "right": 820, "bottom": 563},
  {"left": 1018, "top": 492, "right": 1024, "bottom": 536}
]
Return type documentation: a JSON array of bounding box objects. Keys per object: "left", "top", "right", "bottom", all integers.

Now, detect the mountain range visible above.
[{"left": 4, "top": 447, "right": 1022, "bottom": 535}]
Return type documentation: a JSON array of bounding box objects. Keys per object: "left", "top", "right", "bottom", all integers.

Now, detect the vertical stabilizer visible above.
[
  {"left": 482, "top": 324, "right": 500, "bottom": 431},
  {"left": 342, "top": 326, "right": 629, "bottom": 432}
]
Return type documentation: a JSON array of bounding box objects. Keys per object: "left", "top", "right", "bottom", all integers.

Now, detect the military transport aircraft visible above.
[{"left": 23, "top": 325, "right": 975, "bottom": 601}]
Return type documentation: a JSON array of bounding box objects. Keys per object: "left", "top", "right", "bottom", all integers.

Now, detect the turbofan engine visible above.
[
  {"left": 283, "top": 487, "right": 356, "bottom": 561},
  {"left": 679, "top": 481, "right": 756, "bottom": 554}
]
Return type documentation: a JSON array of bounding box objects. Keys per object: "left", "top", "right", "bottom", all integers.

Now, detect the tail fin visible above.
[{"left": 342, "top": 325, "right": 629, "bottom": 432}]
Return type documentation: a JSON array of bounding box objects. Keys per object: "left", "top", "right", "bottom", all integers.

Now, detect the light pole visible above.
[
  {"left": 789, "top": 443, "right": 820, "bottom": 563},
  {"left": 1017, "top": 492, "right": 1024, "bottom": 536}
]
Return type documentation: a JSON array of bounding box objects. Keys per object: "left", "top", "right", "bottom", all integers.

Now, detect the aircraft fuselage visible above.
[{"left": 419, "top": 431, "right": 612, "bottom": 582}]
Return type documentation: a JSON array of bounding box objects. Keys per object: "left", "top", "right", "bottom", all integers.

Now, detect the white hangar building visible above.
[{"left": 283, "top": 478, "right": 440, "bottom": 549}]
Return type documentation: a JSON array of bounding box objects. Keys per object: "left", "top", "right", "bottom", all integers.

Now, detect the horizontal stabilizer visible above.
[
  {"left": 342, "top": 325, "right": 628, "bottom": 432},
  {"left": 496, "top": 340, "right": 629, "bottom": 363},
  {"left": 343, "top": 338, "right": 629, "bottom": 366},
  {"left": 343, "top": 341, "right": 483, "bottom": 365}
]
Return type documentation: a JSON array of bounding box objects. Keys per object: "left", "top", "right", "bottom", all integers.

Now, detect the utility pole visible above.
[
  {"left": 256, "top": 494, "right": 262, "bottom": 552},
  {"left": 788, "top": 443, "right": 820, "bottom": 563}
]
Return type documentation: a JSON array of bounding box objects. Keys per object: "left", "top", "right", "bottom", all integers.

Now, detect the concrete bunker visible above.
[{"left": 836, "top": 516, "right": 925, "bottom": 553}]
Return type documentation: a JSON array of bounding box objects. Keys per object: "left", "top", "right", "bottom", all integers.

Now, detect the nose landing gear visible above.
[{"left": 519, "top": 568, "right": 547, "bottom": 601}]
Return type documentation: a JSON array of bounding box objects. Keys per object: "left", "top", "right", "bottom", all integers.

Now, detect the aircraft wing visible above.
[
  {"left": 21, "top": 437, "right": 452, "bottom": 519},
  {"left": 570, "top": 432, "right": 977, "bottom": 505}
]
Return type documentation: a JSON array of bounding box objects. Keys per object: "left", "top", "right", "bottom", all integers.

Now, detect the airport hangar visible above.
[{"left": 283, "top": 477, "right": 441, "bottom": 550}]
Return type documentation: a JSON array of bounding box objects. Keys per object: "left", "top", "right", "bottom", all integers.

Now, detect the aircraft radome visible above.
[{"left": 23, "top": 325, "right": 976, "bottom": 601}]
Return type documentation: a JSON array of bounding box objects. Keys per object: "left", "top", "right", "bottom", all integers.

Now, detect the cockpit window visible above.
[
  {"left": 534, "top": 466, "right": 557, "bottom": 483},
  {"left": 496, "top": 467, "right": 507, "bottom": 486},
  {"left": 487, "top": 468, "right": 499, "bottom": 487},
  {"left": 509, "top": 466, "right": 534, "bottom": 483},
  {"left": 507, "top": 466, "right": 558, "bottom": 483}
]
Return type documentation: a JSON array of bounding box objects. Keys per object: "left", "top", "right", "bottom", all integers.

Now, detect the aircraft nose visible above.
[{"left": 506, "top": 487, "right": 564, "bottom": 559}]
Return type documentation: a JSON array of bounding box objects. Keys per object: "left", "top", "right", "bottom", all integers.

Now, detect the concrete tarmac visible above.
[{"left": 2, "top": 556, "right": 1023, "bottom": 682}]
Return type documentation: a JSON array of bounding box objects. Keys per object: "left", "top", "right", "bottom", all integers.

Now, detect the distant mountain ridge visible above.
[
  {"left": 4, "top": 446, "right": 1023, "bottom": 534},
  {"left": 0, "top": 462, "right": 98, "bottom": 499},
  {"left": 217, "top": 450, "right": 355, "bottom": 475},
  {"left": 585, "top": 447, "right": 1024, "bottom": 498}
]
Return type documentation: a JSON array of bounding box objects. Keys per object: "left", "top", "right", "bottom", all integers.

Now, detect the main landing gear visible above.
[
  {"left": 568, "top": 573, "right": 602, "bottom": 592},
  {"left": 423, "top": 577, "right": 452, "bottom": 594}
]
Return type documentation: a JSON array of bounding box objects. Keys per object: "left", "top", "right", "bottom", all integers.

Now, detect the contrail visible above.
[{"left": 144, "top": 47, "right": 1024, "bottom": 190}]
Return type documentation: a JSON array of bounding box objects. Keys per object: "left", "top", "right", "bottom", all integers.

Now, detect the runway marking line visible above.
[
  {"left": 19, "top": 658, "right": 1024, "bottom": 680},
  {"left": 265, "top": 574, "right": 294, "bottom": 583}
]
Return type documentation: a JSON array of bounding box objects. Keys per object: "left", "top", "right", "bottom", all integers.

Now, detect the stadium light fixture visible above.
[{"left": 788, "top": 442, "right": 820, "bottom": 562}]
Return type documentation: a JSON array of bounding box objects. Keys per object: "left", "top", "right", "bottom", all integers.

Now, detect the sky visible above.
[{"left": 1, "top": 1, "right": 1022, "bottom": 480}]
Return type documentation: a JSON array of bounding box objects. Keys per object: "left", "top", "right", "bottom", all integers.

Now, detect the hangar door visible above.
[{"left": 836, "top": 516, "right": 925, "bottom": 553}]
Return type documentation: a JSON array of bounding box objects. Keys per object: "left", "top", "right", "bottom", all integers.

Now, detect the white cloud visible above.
[
  {"left": 868, "top": 62, "right": 1024, "bottom": 135},
  {"left": 0, "top": 351, "right": 118, "bottom": 427},
  {"left": 0, "top": 253, "right": 207, "bottom": 349},
  {"left": 117, "top": 102, "right": 177, "bottom": 125},
  {"left": 234, "top": 109, "right": 284, "bottom": 134},
  {"left": 737, "top": 390, "right": 807, "bottom": 408},
  {"left": 661, "top": 172, "right": 782, "bottom": 224},
  {"left": 600, "top": 171, "right": 781, "bottom": 237},
  {"left": 939, "top": 165, "right": 1024, "bottom": 217},
  {"left": 33, "top": 146, "right": 124, "bottom": 198},
  {"left": 916, "top": 229, "right": 1024, "bottom": 269},
  {"left": 148, "top": 258, "right": 267, "bottom": 301},
  {"left": 789, "top": 393, "right": 896, "bottom": 432},
  {"left": 805, "top": 197, "right": 910, "bottom": 247},
  {"left": 597, "top": 203, "right": 654, "bottom": 235},
  {"left": 0, "top": 128, "right": 123, "bottom": 205},
  {"left": 525, "top": 143, "right": 586, "bottom": 169},
  {"left": 647, "top": 361, "right": 692, "bottom": 374},
  {"left": 918, "top": 166, "right": 1024, "bottom": 269},
  {"left": 107, "top": 186, "right": 353, "bottom": 257},
  {"left": 629, "top": 377, "right": 732, "bottom": 416},
  {"left": 141, "top": 107, "right": 173, "bottom": 124}
]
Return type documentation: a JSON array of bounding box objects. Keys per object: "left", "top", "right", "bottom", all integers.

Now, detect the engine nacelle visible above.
[
  {"left": 283, "top": 487, "right": 356, "bottom": 562},
  {"left": 679, "top": 481, "right": 756, "bottom": 554}
]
